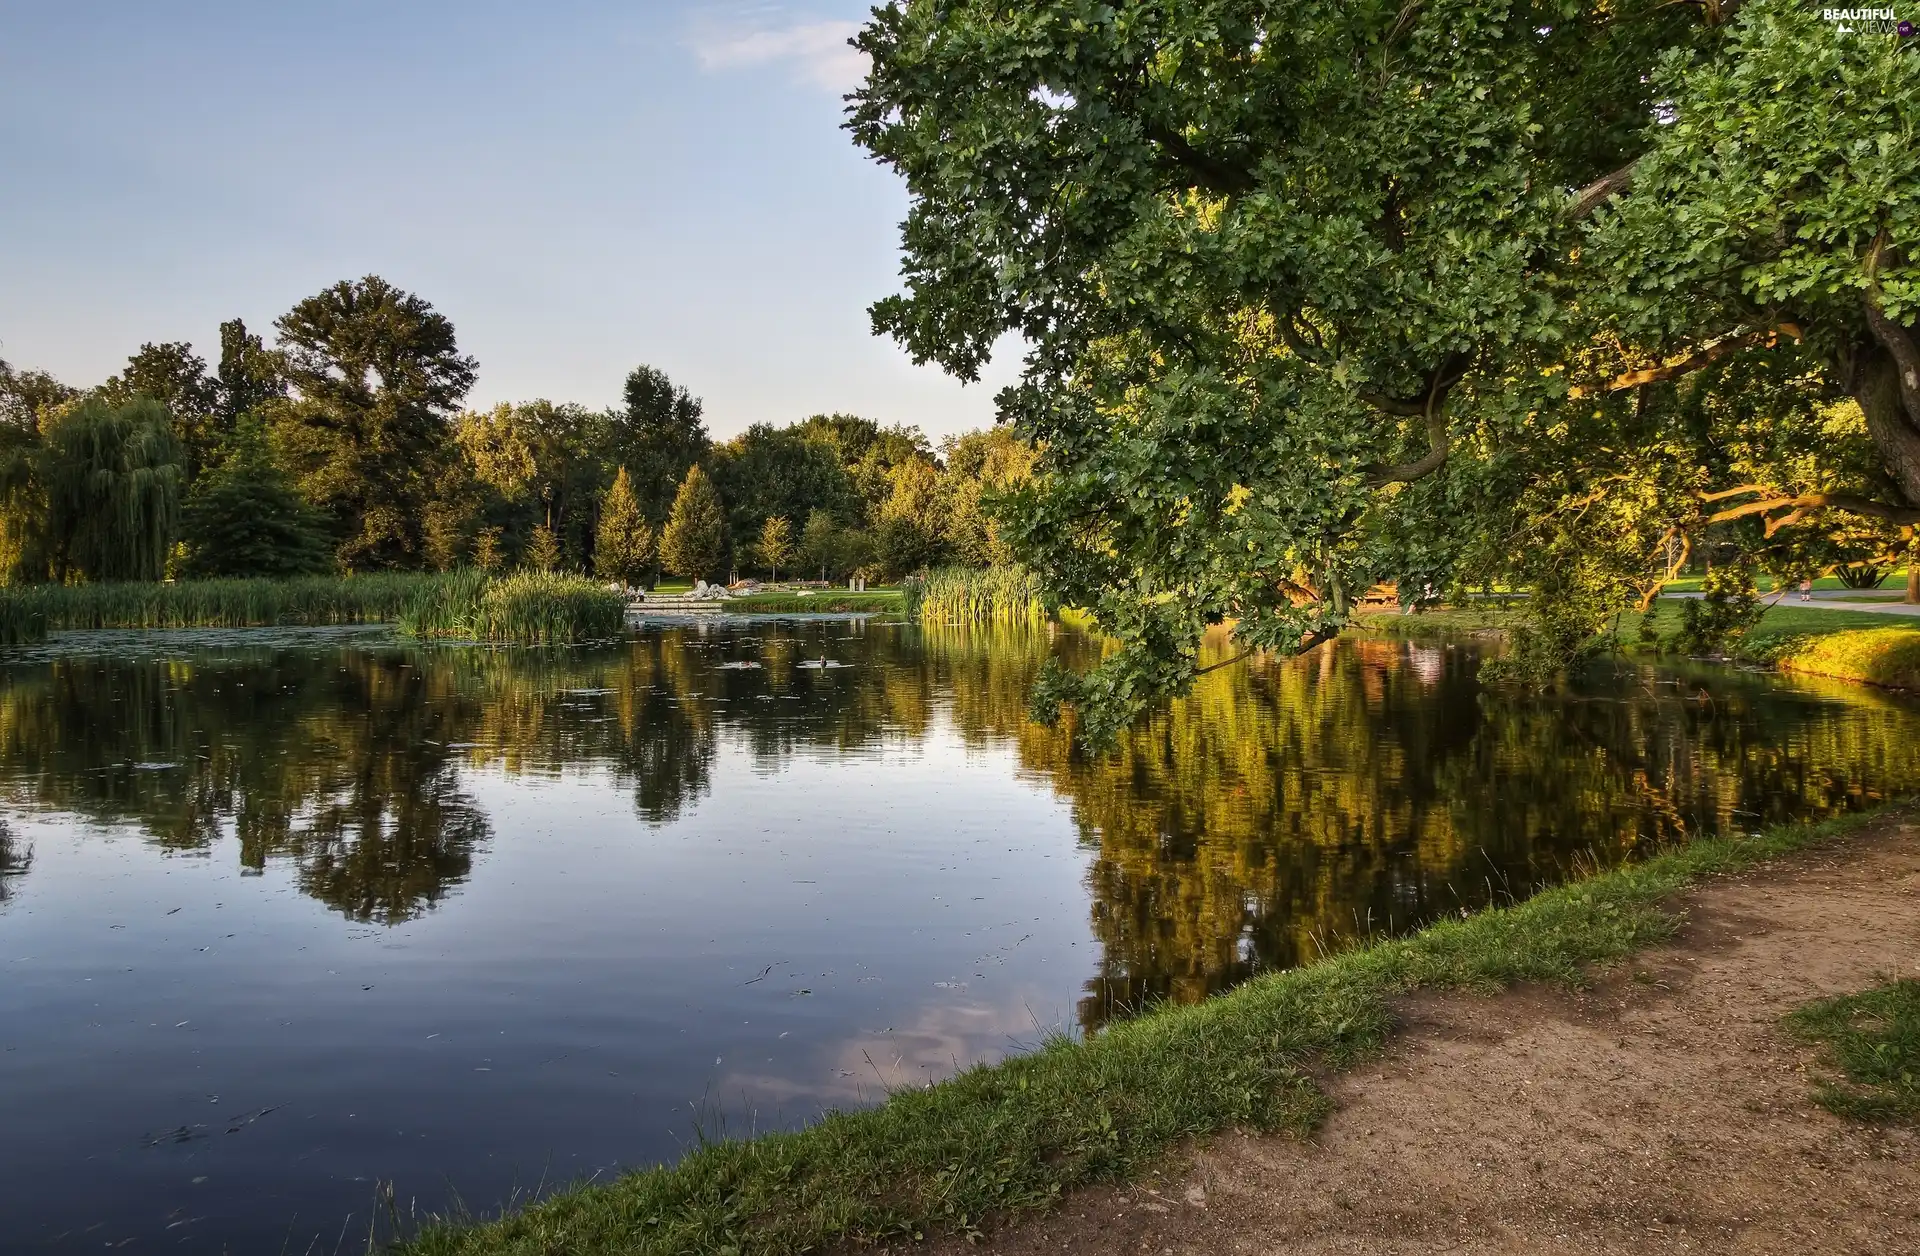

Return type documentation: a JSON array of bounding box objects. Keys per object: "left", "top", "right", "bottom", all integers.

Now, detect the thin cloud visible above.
[{"left": 688, "top": 16, "right": 868, "bottom": 94}]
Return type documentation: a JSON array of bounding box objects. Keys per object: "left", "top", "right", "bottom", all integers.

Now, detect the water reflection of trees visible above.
[
  {"left": 0, "top": 652, "right": 489, "bottom": 923},
  {"left": 0, "top": 622, "right": 1915, "bottom": 1005},
  {"left": 0, "top": 818, "right": 28, "bottom": 905},
  {"left": 942, "top": 632, "right": 1920, "bottom": 1032},
  {"left": 0, "top": 623, "right": 938, "bottom": 921}
]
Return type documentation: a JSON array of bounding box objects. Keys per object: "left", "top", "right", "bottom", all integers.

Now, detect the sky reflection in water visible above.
[{"left": 0, "top": 620, "right": 1915, "bottom": 1252}]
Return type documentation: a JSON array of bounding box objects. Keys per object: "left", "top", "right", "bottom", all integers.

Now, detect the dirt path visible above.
[{"left": 914, "top": 817, "right": 1920, "bottom": 1255}]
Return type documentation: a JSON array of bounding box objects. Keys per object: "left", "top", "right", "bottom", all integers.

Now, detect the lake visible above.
[{"left": 2, "top": 621, "right": 1915, "bottom": 1252}]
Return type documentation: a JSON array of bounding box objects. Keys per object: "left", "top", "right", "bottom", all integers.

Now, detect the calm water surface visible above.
[{"left": 1, "top": 621, "right": 1916, "bottom": 1251}]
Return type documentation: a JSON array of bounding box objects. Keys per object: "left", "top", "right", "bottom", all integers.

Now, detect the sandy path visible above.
[{"left": 910, "top": 817, "right": 1920, "bottom": 1255}]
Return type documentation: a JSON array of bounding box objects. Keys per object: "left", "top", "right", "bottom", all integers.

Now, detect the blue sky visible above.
[{"left": 0, "top": 1, "right": 1017, "bottom": 439}]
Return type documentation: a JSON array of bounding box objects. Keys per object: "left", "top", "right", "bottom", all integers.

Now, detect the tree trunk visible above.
[
  {"left": 1909, "top": 540, "right": 1920, "bottom": 605},
  {"left": 1852, "top": 341, "right": 1920, "bottom": 509}
]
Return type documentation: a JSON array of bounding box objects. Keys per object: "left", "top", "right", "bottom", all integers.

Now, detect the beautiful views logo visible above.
[{"left": 1820, "top": 7, "right": 1916, "bottom": 34}]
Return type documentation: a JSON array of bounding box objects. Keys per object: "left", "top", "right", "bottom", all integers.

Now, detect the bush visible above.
[{"left": 1676, "top": 562, "right": 1763, "bottom": 655}]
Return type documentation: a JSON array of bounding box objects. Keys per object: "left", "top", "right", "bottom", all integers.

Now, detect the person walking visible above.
[{"left": 1799, "top": 577, "right": 1813, "bottom": 602}]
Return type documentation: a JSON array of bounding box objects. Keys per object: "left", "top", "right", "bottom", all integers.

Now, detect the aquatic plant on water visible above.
[
  {"left": 0, "top": 572, "right": 455, "bottom": 645},
  {"left": 398, "top": 571, "right": 627, "bottom": 645},
  {"left": 918, "top": 566, "right": 1050, "bottom": 627}
]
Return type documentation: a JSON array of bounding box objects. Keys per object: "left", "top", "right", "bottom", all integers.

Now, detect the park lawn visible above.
[
  {"left": 1770, "top": 628, "right": 1920, "bottom": 690},
  {"left": 1354, "top": 603, "right": 1524, "bottom": 638},
  {"left": 722, "top": 589, "right": 905, "bottom": 613},
  {"left": 1358, "top": 598, "right": 1920, "bottom": 691},
  {"left": 1626, "top": 599, "right": 1914, "bottom": 651},
  {"left": 1663, "top": 568, "right": 1911, "bottom": 594},
  {"left": 392, "top": 807, "right": 1907, "bottom": 1256}
]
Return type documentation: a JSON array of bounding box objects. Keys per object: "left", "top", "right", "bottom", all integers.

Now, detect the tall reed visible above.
[
  {"left": 399, "top": 571, "right": 627, "bottom": 645},
  {"left": 917, "top": 566, "right": 1050, "bottom": 626},
  {"left": 0, "top": 573, "right": 454, "bottom": 645}
]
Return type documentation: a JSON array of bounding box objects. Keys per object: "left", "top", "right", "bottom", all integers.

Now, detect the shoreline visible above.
[
  {"left": 392, "top": 804, "right": 1912, "bottom": 1256},
  {"left": 908, "top": 808, "right": 1920, "bottom": 1254},
  {"left": 1360, "top": 600, "right": 1920, "bottom": 694}
]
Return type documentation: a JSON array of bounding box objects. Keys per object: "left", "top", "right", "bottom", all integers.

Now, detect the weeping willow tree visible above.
[{"left": 0, "top": 396, "right": 185, "bottom": 584}]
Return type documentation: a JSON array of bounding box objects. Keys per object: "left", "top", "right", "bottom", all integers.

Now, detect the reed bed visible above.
[
  {"left": 399, "top": 571, "right": 627, "bottom": 645},
  {"left": 0, "top": 573, "right": 453, "bottom": 645},
  {"left": 917, "top": 566, "right": 1050, "bottom": 626}
]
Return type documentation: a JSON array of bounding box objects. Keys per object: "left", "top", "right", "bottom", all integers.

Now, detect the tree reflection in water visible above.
[
  {"left": 0, "top": 818, "right": 28, "bottom": 905},
  {"left": 0, "top": 622, "right": 1915, "bottom": 1022},
  {"left": 918, "top": 625, "right": 1920, "bottom": 1031}
]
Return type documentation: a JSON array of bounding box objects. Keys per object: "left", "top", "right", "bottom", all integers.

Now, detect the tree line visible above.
[{"left": 0, "top": 275, "right": 1034, "bottom": 587}]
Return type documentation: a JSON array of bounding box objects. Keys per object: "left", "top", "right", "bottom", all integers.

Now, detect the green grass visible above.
[
  {"left": 919, "top": 566, "right": 1049, "bottom": 627},
  {"left": 392, "top": 805, "right": 1907, "bottom": 1256},
  {"left": 722, "top": 590, "right": 905, "bottom": 614},
  {"left": 1357, "top": 604, "right": 1524, "bottom": 638},
  {"left": 1771, "top": 627, "right": 1920, "bottom": 690},
  {"left": 1785, "top": 979, "right": 1920, "bottom": 1124},
  {"left": 0, "top": 573, "right": 455, "bottom": 645},
  {"left": 1363, "top": 600, "right": 1919, "bottom": 672},
  {"left": 1665, "top": 568, "right": 1913, "bottom": 594},
  {"left": 1624, "top": 599, "right": 1915, "bottom": 658},
  {"left": 398, "top": 571, "right": 627, "bottom": 645}
]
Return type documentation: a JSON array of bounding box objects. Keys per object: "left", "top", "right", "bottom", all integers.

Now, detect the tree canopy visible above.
[
  {"left": 708, "top": 422, "right": 861, "bottom": 557},
  {"left": 180, "top": 427, "right": 333, "bottom": 579},
  {"left": 611, "top": 365, "right": 710, "bottom": 523},
  {"left": 851, "top": 0, "right": 1920, "bottom": 742},
  {"left": 271, "top": 275, "right": 478, "bottom": 570},
  {"left": 37, "top": 397, "right": 184, "bottom": 583}
]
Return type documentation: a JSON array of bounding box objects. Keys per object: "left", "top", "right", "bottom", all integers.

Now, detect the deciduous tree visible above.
[
  {"left": 850, "top": 0, "right": 1920, "bottom": 741},
  {"left": 102, "top": 342, "right": 223, "bottom": 480},
  {"left": 757, "top": 515, "right": 793, "bottom": 581},
  {"left": 610, "top": 366, "right": 709, "bottom": 523},
  {"left": 270, "top": 275, "right": 476, "bottom": 570},
  {"left": 708, "top": 423, "right": 860, "bottom": 557},
  {"left": 40, "top": 397, "right": 184, "bottom": 582}
]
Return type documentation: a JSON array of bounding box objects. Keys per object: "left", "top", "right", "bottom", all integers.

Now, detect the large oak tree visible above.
[{"left": 851, "top": 0, "right": 1920, "bottom": 740}]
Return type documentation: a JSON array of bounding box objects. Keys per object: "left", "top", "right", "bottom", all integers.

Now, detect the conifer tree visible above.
[
  {"left": 473, "top": 527, "right": 505, "bottom": 572},
  {"left": 660, "top": 464, "right": 725, "bottom": 580},
  {"left": 594, "top": 467, "right": 656, "bottom": 587},
  {"left": 527, "top": 521, "right": 562, "bottom": 571}
]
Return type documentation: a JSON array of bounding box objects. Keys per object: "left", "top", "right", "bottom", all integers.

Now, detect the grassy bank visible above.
[
  {"left": 720, "top": 589, "right": 905, "bottom": 614},
  {"left": 1362, "top": 600, "right": 1920, "bottom": 692},
  {"left": 0, "top": 573, "right": 453, "bottom": 645},
  {"left": 1770, "top": 627, "right": 1920, "bottom": 690},
  {"left": 395, "top": 805, "right": 1907, "bottom": 1256},
  {"left": 1785, "top": 979, "right": 1920, "bottom": 1123},
  {"left": 398, "top": 571, "right": 627, "bottom": 645},
  {"left": 1356, "top": 604, "right": 1522, "bottom": 638}
]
